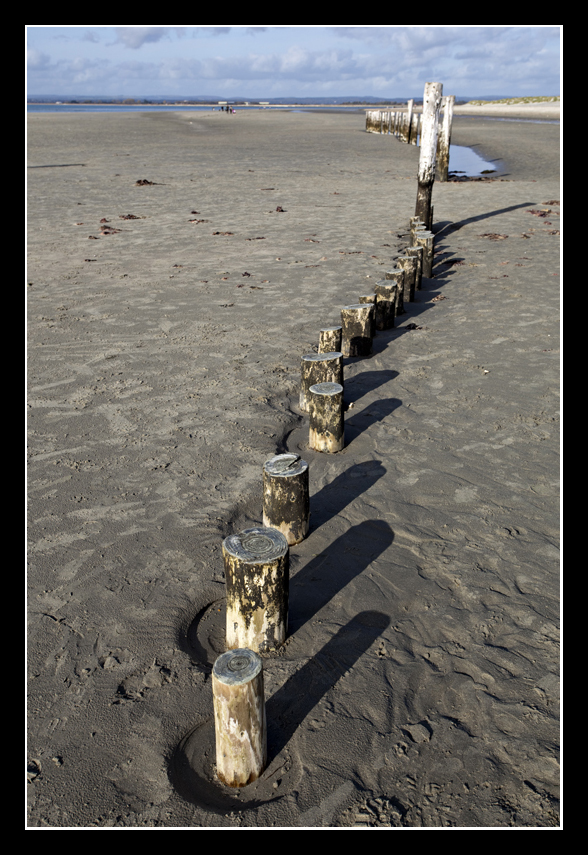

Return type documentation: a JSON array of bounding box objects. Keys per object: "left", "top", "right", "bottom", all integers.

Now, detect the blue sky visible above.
[{"left": 26, "top": 26, "right": 561, "bottom": 100}]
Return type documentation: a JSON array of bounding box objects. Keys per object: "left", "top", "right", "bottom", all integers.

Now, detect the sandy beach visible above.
[{"left": 27, "top": 108, "right": 560, "bottom": 828}]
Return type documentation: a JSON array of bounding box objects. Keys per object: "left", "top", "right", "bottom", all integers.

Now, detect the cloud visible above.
[{"left": 113, "top": 27, "right": 185, "bottom": 50}]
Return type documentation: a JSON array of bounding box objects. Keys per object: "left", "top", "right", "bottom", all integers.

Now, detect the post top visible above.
[
  {"left": 222, "top": 526, "right": 289, "bottom": 563},
  {"left": 264, "top": 453, "right": 308, "bottom": 477},
  {"left": 213, "top": 648, "right": 263, "bottom": 686},
  {"left": 301, "top": 351, "right": 343, "bottom": 363},
  {"left": 309, "top": 381, "right": 344, "bottom": 396}
]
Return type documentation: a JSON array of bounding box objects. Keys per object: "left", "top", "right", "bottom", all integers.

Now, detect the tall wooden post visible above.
[
  {"left": 212, "top": 648, "right": 267, "bottom": 787},
  {"left": 223, "top": 527, "right": 289, "bottom": 653},
  {"left": 437, "top": 95, "right": 455, "bottom": 182},
  {"left": 415, "top": 82, "right": 443, "bottom": 229},
  {"left": 406, "top": 99, "right": 414, "bottom": 144}
]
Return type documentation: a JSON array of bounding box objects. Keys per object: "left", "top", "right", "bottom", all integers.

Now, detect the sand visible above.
[{"left": 27, "top": 108, "right": 560, "bottom": 828}]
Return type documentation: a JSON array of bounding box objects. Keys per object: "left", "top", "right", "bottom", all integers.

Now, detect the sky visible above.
[{"left": 26, "top": 26, "right": 561, "bottom": 101}]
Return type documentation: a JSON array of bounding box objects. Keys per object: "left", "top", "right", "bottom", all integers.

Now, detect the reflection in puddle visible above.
[{"left": 447, "top": 144, "right": 498, "bottom": 177}]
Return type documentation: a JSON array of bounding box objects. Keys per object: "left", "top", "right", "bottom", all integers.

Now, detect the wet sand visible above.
[{"left": 27, "top": 109, "right": 560, "bottom": 828}]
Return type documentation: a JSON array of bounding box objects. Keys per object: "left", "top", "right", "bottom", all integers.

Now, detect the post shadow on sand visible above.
[
  {"left": 344, "top": 397, "right": 402, "bottom": 445},
  {"left": 433, "top": 201, "right": 537, "bottom": 239},
  {"left": 266, "top": 609, "right": 391, "bottom": 757},
  {"left": 289, "top": 519, "right": 395, "bottom": 634},
  {"left": 309, "top": 460, "right": 386, "bottom": 532}
]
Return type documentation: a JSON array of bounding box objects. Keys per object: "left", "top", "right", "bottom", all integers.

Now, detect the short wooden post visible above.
[
  {"left": 300, "top": 351, "right": 343, "bottom": 412},
  {"left": 341, "top": 303, "right": 374, "bottom": 357},
  {"left": 308, "top": 382, "right": 344, "bottom": 453},
  {"left": 318, "top": 326, "right": 342, "bottom": 354},
  {"left": 415, "top": 232, "right": 435, "bottom": 278},
  {"left": 396, "top": 256, "right": 418, "bottom": 303},
  {"left": 359, "top": 294, "right": 377, "bottom": 337},
  {"left": 373, "top": 282, "right": 397, "bottom": 330},
  {"left": 415, "top": 82, "right": 443, "bottom": 229},
  {"left": 223, "top": 527, "right": 289, "bottom": 653},
  {"left": 437, "top": 95, "right": 455, "bottom": 182},
  {"left": 385, "top": 269, "right": 405, "bottom": 316},
  {"left": 406, "top": 245, "right": 424, "bottom": 290},
  {"left": 263, "top": 453, "right": 309, "bottom": 546},
  {"left": 212, "top": 648, "right": 267, "bottom": 787}
]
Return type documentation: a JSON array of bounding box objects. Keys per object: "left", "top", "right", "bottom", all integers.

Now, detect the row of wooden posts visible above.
[
  {"left": 211, "top": 82, "right": 447, "bottom": 789},
  {"left": 213, "top": 220, "right": 434, "bottom": 788},
  {"left": 366, "top": 90, "right": 455, "bottom": 183}
]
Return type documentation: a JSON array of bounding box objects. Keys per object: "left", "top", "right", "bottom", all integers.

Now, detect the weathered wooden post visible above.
[
  {"left": 341, "top": 303, "right": 374, "bottom": 357},
  {"left": 437, "top": 95, "right": 455, "bottom": 182},
  {"left": 308, "top": 382, "right": 344, "bottom": 453},
  {"left": 359, "top": 294, "right": 377, "bottom": 337},
  {"left": 406, "top": 245, "right": 424, "bottom": 291},
  {"left": 415, "top": 82, "right": 443, "bottom": 229},
  {"left": 262, "top": 453, "right": 309, "bottom": 546},
  {"left": 409, "top": 109, "right": 420, "bottom": 145},
  {"left": 223, "top": 527, "right": 289, "bottom": 653},
  {"left": 318, "top": 326, "right": 342, "bottom": 354},
  {"left": 396, "top": 256, "right": 418, "bottom": 303},
  {"left": 385, "top": 269, "right": 405, "bottom": 316},
  {"left": 300, "top": 351, "right": 343, "bottom": 412},
  {"left": 373, "top": 281, "right": 397, "bottom": 330},
  {"left": 406, "top": 100, "right": 414, "bottom": 144},
  {"left": 212, "top": 648, "right": 267, "bottom": 787},
  {"left": 415, "top": 231, "right": 435, "bottom": 278}
]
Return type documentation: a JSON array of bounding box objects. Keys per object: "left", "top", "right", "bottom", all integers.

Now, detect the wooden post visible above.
[
  {"left": 308, "top": 382, "right": 344, "bottom": 453},
  {"left": 396, "top": 256, "right": 418, "bottom": 303},
  {"left": 341, "top": 303, "right": 374, "bottom": 357},
  {"left": 373, "top": 282, "right": 397, "bottom": 330},
  {"left": 437, "top": 95, "right": 455, "bottom": 182},
  {"left": 406, "top": 245, "right": 424, "bottom": 291},
  {"left": 359, "top": 294, "right": 377, "bottom": 337},
  {"left": 318, "top": 326, "right": 342, "bottom": 354},
  {"left": 300, "top": 351, "right": 343, "bottom": 412},
  {"left": 223, "top": 527, "right": 289, "bottom": 653},
  {"left": 415, "top": 232, "right": 435, "bottom": 278},
  {"left": 385, "top": 269, "right": 405, "bottom": 316},
  {"left": 409, "top": 109, "right": 419, "bottom": 145},
  {"left": 415, "top": 82, "right": 443, "bottom": 229},
  {"left": 212, "top": 648, "right": 267, "bottom": 787},
  {"left": 263, "top": 453, "right": 309, "bottom": 546},
  {"left": 406, "top": 99, "right": 414, "bottom": 144}
]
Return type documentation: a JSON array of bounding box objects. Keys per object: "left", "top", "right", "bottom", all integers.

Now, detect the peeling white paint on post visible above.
[
  {"left": 415, "top": 82, "right": 443, "bottom": 229},
  {"left": 300, "top": 351, "right": 343, "bottom": 412},
  {"left": 308, "top": 382, "right": 344, "bottom": 453},
  {"left": 437, "top": 96, "right": 455, "bottom": 182},
  {"left": 223, "top": 527, "right": 289, "bottom": 653},
  {"left": 341, "top": 303, "right": 374, "bottom": 357},
  {"left": 212, "top": 648, "right": 267, "bottom": 788},
  {"left": 409, "top": 110, "right": 420, "bottom": 145},
  {"left": 263, "top": 454, "right": 309, "bottom": 546},
  {"left": 318, "top": 326, "right": 342, "bottom": 354}
]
